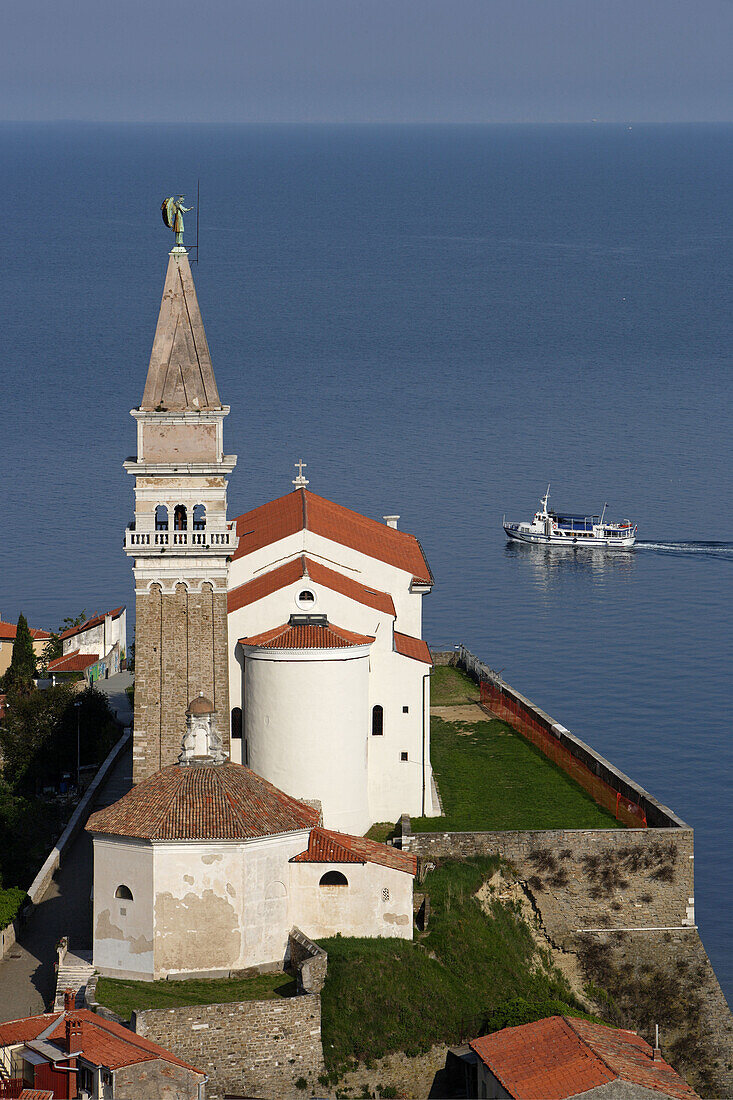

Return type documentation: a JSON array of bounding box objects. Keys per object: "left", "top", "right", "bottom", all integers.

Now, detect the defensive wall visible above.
[
  {"left": 133, "top": 993, "right": 325, "bottom": 1100},
  {"left": 419, "top": 648, "right": 733, "bottom": 1095},
  {"left": 129, "top": 931, "right": 327, "bottom": 1100}
]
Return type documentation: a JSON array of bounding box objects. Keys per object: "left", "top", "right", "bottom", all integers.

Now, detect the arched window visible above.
[
  {"left": 115, "top": 884, "right": 133, "bottom": 900},
  {"left": 174, "top": 505, "right": 187, "bottom": 531},
  {"left": 299, "top": 590, "right": 314, "bottom": 604},
  {"left": 371, "top": 705, "right": 383, "bottom": 736},
  {"left": 193, "top": 504, "right": 206, "bottom": 530},
  {"left": 231, "top": 707, "right": 243, "bottom": 740},
  {"left": 155, "top": 505, "right": 169, "bottom": 531},
  {"left": 319, "top": 871, "right": 348, "bottom": 887}
]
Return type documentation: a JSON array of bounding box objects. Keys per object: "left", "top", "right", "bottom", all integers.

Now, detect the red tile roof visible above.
[
  {"left": 47, "top": 650, "right": 99, "bottom": 673},
  {"left": 239, "top": 622, "right": 374, "bottom": 650},
  {"left": 394, "top": 631, "right": 433, "bottom": 665},
  {"left": 87, "top": 761, "right": 319, "bottom": 841},
  {"left": 567, "top": 1018, "right": 700, "bottom": 1100},
  {"left": 0, "top": 1009, "right": 204, "bottom": 1075},
  {"left": 232, "top": 489, "right": 433, "bottom": 586},
  {"left": 469, "top": 1016, "right": 699, "bottom": 1100},
  {"left": 59, "top": 606, "right": 124, "bottom": 642},
  {"left": 291, "top": 826, "right": 417, "bottom": 875},
  {"left": 0, "top": 621, "right": 51, "bottom": 641},
  {"left": 228, "top": 554, "right": 396, "bottom": 618},
  {"left": 0, "top": 1014, "right": 61, "bottom": 1046}
]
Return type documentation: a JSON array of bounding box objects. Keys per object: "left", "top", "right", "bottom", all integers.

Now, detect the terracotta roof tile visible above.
[
  {"left": 394, "top": 632, "right": 433, "bottom": 665},
  {"left": 87, "top": 761, "right": 319, "bottom": 841},
  {"left": 228, "top": 555, "right": 395, "bottom": 618},
  {"left": 0, "top": 1014, "right": 61, "bottom": 1046},
  {"left": 46, "top": 1010, "right": 203, "bottom": 1073},
  {"left": 232, "top": 490, "right": 433, "bottom": 586},
  {"left": 59, "top": 606, "right": 124, "bottom": 642},
  {"left": 239, "top": 622, "right": 374, "bottom": 650},
  {"left": 0, "top": 621, "right": 51, "bottom": 641},
  {"left": 291, "top": 827, "right": 417, "bottom": 875},
  {"left": 566, "top": 1018, "right": 700, "bottom": 1100},
  {"left": 469, "top": 1016, "right": 699, "bottom": 1100},
  {"left": 47, "top": 650, "right": 99, "bottom": 673}
]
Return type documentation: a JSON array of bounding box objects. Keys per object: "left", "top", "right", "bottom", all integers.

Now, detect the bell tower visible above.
[{"left": 124, "top": 238, "right": 237, "bottom": 783}]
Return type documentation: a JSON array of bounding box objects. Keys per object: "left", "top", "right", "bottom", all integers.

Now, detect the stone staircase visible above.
[{"left": 54, "top": 948, "right": 94, "bottom": 1010}]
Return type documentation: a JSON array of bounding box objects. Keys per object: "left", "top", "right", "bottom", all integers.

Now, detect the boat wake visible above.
[{"left": 636, "top": 540, "right": 733, "bottom": 560}]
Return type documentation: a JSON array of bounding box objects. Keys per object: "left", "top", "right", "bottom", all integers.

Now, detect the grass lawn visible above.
[
  {"left": 319, "top": 858, "right": 599, "bottom": 1072},
  {"left": 96, "top": 970, "right": 297, "bottom": 1018},
  {"left": 430, "top": 664, "right": 480, "bottom": 706},
  {"left": 413, "top": 715, "right": 620, "bottom": 832}
]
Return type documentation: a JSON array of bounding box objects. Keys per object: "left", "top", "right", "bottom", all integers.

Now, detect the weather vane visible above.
[{"left": 161, "top": 195, "right": 192, "bottom": 248}]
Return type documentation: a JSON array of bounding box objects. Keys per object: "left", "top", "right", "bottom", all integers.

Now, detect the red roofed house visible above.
[
  {"left": 0, "top": 996, "right": 206, "bottom": 1099},
  {"left": 86, "top": 697, "right": 417, "bottom": 980},
  {"left": 0, "top": 620, "right": 51, "bottom": 680},
  {"left": 123, "top": 236, "right": 438, "bottom": 834},
  {"left": 465, "top": 1016, "right": 699, "bottom": 1100},
  {"left": 48, "top": 607, "right": 127, "bottom": 686}
]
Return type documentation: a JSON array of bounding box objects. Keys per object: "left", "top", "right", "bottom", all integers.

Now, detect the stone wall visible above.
[
  {"left": 114, "top": 1056, "right": 204, "bottom": 1100},
  {"left": 133, "top": 581, "right": 230, "bottom": 783},
  {"left": 133, "top": 994, "right": 325, "bottom": 1100},
  {"left": 288, "top": 927, "right": 328, "bottom": 993},
  {"left": 404, "top": 825, "right": 694, "bottom": 943}
]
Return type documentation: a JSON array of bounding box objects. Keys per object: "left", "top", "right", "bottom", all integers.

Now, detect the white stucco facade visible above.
[
  {"left": 226, "top": 498, "right": 437, "bottom": 825},
  {"left": 242, "top": 645, "right": 372, "bottom": 835}
]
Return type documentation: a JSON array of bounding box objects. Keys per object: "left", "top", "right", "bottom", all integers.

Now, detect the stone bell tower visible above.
[{"left": 124, "top": 239, "right": 237, "bottom": 783}]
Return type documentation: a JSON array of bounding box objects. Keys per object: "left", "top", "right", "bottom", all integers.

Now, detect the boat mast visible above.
[{"left": 600, "top": 501, "right": 608, "bottom": 526}]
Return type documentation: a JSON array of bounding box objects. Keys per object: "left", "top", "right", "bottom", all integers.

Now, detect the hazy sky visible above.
[{"left": 3, "top": 0, "right": 732, "bottom": 123}]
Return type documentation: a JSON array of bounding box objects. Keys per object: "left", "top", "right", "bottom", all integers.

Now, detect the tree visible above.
[
  {"left": 1, "top": 614, "right": 37, "bottom": 692},
  {"left": 61, "top": 611, "right": 87, "bottom": 633}
]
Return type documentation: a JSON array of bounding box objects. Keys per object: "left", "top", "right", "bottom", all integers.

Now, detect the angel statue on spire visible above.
[{"left": 161, "top": 195, "right": 192, "bottom": 247}]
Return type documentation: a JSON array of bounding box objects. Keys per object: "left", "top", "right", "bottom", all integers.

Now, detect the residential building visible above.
[
  {"left": 0, "top": 621, "right": 51, "bottom": 678},
  {"left": 0, "top": 997, "right": 206, "bottom": 1099}
]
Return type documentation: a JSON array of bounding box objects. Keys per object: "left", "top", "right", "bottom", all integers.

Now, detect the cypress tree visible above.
[{"left": 3, "top": 613, "right": 37, "bottom": 691}]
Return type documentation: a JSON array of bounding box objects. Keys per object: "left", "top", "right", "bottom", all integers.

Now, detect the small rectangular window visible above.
[
  {"left": 402, "top": 705, "right": 409, "bottom": 713},
  {"left": 400, "top": 751, "right": 408, "bottom": 762}
]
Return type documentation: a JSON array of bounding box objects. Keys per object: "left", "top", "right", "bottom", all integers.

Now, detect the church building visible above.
[{"left": 123, "top": 234, "right": 438, "bottom": 831}]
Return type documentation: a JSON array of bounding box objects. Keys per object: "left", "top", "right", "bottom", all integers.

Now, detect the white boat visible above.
[{"left": 503, "top": 486, "right": 637, "bottom": 548}]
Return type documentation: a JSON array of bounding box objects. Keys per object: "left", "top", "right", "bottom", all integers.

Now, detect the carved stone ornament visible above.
[{"left": 178, "top": 693, "right": 228, "bottom": 765}]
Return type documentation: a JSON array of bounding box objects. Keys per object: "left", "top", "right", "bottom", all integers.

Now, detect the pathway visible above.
[{"left": 0, "top": 738, "right": 133, "bottom": 1022}]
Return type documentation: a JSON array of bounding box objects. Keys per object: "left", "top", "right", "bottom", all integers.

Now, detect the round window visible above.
[{"left": 295, "top": 587, "right": 317, "bottom": 611}]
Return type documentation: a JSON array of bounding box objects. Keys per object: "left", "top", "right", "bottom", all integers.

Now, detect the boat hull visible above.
[{"left": 504, "top": 524, "right": 636, "bottom": 549}]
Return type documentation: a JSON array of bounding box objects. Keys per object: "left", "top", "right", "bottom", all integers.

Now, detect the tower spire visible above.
[{"left": 140, "top": 249, "right": 221, "bottom": 412}]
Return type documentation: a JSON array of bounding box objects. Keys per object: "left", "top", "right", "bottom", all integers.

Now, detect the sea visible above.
[{"left": 1, "top": 122, "right": 731, "bottom": 1000}]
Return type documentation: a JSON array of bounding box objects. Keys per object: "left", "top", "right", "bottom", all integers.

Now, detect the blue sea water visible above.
[{"left": 1, "top": 123, "right": 731, "bottom": 999}]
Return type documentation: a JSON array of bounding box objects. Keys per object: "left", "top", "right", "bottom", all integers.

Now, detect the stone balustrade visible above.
[{"left": 124, "top": 526, "right": 234, "bottom": 551}]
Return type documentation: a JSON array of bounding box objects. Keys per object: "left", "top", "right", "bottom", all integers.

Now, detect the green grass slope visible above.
[{"left": 319, "top": 858, "right": 596, "bottom": 1072}]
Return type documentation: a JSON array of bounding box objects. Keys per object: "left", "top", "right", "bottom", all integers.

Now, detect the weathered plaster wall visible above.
[
  {"left": 92, "top": 837, "right": 154, "bottom": 977},
  {"left": 151, "top": 832, "right": 311, "bottom": 978},
  {"left": 133, "top": 994, "right": 325, "bottom": 1100},
  {"left": 142, "top": 421, "right": 218, "bottom": 463},
  {"left": 290, "top": 860, "right": 414, "bottom": 941}
]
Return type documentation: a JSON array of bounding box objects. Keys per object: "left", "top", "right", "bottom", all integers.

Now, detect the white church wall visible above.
[
  {"left": 368, "top": 652, "right": 434, "bottom": 821},
  {"left": 243, "top": 650, "right": 371, "bottom": 835},
  {"left": 92, "top": 837, "right": 155, "bottom": 979},
  {"left": 151, "top": 832, "right": 311, "bottom": 977},
  {"left": 289, "top": 861, "right": 413, "bottom": 941}
]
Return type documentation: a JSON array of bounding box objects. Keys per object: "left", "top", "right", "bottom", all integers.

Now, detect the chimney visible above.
[
  {"left": 383, "top": 515, "right": 400, "bottom": 530},
  {"left": 652, "top": 1023, "right": 661, "bottom": 1061},
  {"left": 63, "top": 988, "right": 75, "bottom": 1010},
  {"left": 66, "top": 1014, "right": 83, "bottom": 1054}
]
